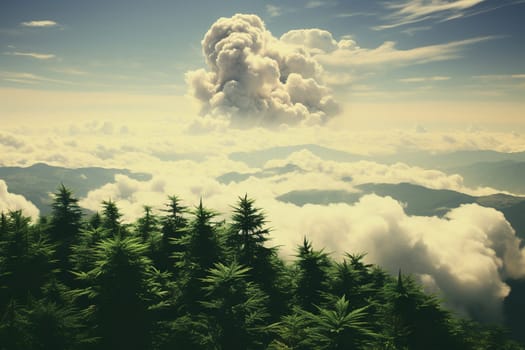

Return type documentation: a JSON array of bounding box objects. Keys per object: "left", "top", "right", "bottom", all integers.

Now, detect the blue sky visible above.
[{"left": 1, "top": 0, "right": 524, "bottom": 101}]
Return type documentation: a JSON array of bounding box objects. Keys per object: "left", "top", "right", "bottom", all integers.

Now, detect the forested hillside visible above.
[{"left": 0, "top": 186, "right": 522, "bottom": 350}]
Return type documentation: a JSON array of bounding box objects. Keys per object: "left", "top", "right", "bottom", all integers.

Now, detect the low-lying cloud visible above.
[
  {"left": 78, "top": 170, "right": 525, "bottom": 322},
  {"left": 187, "top": 14, "right": 339, "bottom": 129},
  {"left": 271, "top": 196, "right": 525, "bottom": 322},
  {"left": 264, "top": 149, "right": 497, "bottom": 196},
  {"left": 0, "top": 180, "right": 40, "bottom": 221}
]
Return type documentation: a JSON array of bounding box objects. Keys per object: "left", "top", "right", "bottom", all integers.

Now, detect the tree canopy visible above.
[{"left": 0, "top": 186, "right": 523, "bottom": 349}]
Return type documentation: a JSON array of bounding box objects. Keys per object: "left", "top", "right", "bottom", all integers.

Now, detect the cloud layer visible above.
[
  {"left": 0, "top": 180, "right": 40, "bottom": 221},
  {"left": 78, "top": 169, "right": 525, "bottom": 322},
  {"left": 270, "top": 196, "right": 525, "bottom": 323},
  {"left": 187, "top": 14, "right": 339, "bottom": 129},
  {"left": 2, "top": 106, "right": 525, "bottom": 323},
  {"left": 73, "top": 146, "right": 525, "bottom": 323}
]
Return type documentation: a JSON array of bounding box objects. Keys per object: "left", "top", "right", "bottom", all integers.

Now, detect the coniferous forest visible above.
[{"left": 0, "top": 185, "right": 523, "bottom": 350}]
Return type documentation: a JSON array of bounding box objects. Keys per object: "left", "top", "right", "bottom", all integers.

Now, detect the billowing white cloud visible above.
[
  {"left": 186, "top": 14, "right": 339, "bottom": 128},
  {"left": 0, "top": 180, "right": 40, "bottom": 221},
  {"left": 77, "top": 168, "right": 525, "bottom": 322},
  {"left": 280, "top": 29, "right": 342, "bottom": 54},
  {"left": 79, "top": 174, "right": 155, "bottom": 221},
  {"left": 267, "top": 196, "right": 525, "bottom": 322},
  {"left": 264, "top": 149, "right": 497, "bottom": 196}
]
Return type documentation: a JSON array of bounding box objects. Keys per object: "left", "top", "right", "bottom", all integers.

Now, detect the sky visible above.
[
  {"left": 1, "top": 0, "right": 525, "bottom": 323},
  {"left": 1, "top": 0, "right": 524, "bottom": 129}
]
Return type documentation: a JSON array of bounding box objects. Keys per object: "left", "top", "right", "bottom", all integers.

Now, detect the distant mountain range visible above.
[
  {"left": 276, "top": 182, "right": 525, "bottom": 241},
  {"left": 450, "top": 161, "right": 525, "bottom": 194},
  {"left": 2, "top": 153, "right": 525, "bottom": 235},
  {"left": 229, "top": 144, "right": 525, "bottom": 194},
  {"left": 0, "top": 163, "right": 151, "bottom": 215},
  {"left": 230, "top": 144, "right": 525, "bottom": 169}
]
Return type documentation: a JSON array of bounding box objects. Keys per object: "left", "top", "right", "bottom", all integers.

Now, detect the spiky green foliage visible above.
[
  {"left": 135, "top": 206, "right": 159, "bottom": 240},
  {"left": 0, "top": 300, "right": 31, "bottom": 350},
  {"left": 0, "top": 211, "right": 56, "bottom": 307},
  {"left": 329, "top": 253, "right": 380, "bottom": 309},
  {"left": 380, "top": 271, "right": 461, "bottom": 350},
  {"left": 87, "top": 212, "right": 102, "bottom": 230},
  {"left": 1, "top": 193, "right": 524, "bottom": 350},
  {"left": 178, "top": 200, "right": 221, "bottom": 270},
  {"left": 308, "top": 295, "right": 378, "bottom": 349},
  {"left": 198, "top": 261, "right": 269, "bottom": 349},
  {"left": 69, "top": 227, "right": 107, "bottom": 273},
  {"left": 161, "top": 195, "right": 188, "bottom": 238},
  {"left": 135, "top": 205, "right": 163, "bottom": 264},
  {"left": 100, "top": 199, "right": 123, "bottom": 237},
  {"left": 229, "top": 194, "right": 269, "bottom": 264},
  {"left": 49, "top": 185, "right": 83, "bottom": 276},
  {"left": 72, "top": 236, "right": 166, "bottom": 350},
  {"left": 268, "top": 310, "right": 315, "bottom": 350},
  {"left": 173, "top": 200, "right": 223, "bottom": 315},
  {"left": 26, "top": 298, "right": 88, "bottom": 350},
  {"left": 228, "top": 195, "right": 289, "bottom": 321},
  {"left": 295, "top": 237, "right": 331, "bottom": 312},
  {"left": 157, "top": 195, "right": 188, "bottom": 272}
]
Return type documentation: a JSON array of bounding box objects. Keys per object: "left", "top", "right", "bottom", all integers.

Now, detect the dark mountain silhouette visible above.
[
  {"left": 277, "top": 182, "right": 525, "bottom": 240},
  {"left": 0, "top": 163, "right": 151, "bottom": 215},
  {"left": 228, "top": 146, "right": 525, "bottom": 193},
  {"left": 451, "top": 160, "right": 525, "bottom": 194}
]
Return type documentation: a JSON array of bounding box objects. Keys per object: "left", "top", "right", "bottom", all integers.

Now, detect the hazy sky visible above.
[{"left": 1, "top": 0, "right": 524, "bottom": 130}]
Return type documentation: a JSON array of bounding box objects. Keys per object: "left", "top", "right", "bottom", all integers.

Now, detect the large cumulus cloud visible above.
[{"left": 186, "top": 14, "right": 339, "bottom": 129}]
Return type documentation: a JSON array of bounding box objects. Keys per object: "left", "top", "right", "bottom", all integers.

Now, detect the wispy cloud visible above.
[
  {"left": 4, "top": 51, "right": 56, "bottom": 60},
  {"left": 306, "top": 1, "right": 325, "bottom": 8},
  {"left": 335, "top": 11, "right": 376, "bottom": 18},
  {"left": 316, "top": 36, "right": 496, "bottom": 67},
  {"left": 473, "top": 74, "right": 525, "bottom": 80},
  {"left": 401, "top": 25, "right": 432, "bottom": 36},
  {"left": 449, "top": 0, "right": 525, "bottom": 21},
  {"left": 323, "top": 72, "right": 355, "bottom": 86},
  {"left": 460, "top": 74, "right": 525, "bottom": 97},
  {"left": 51, "top": 67, "right": 88, "bottom": 76},
  {"left": 376, "top": 0, "right": 486, "bottom": 30},
  {"left": 471, "top": 74, "right": 525, "bottom": 91},
  {"left": 377, "top": 0, "right": 525, "bottom": 30},
  {"left": 266, "top": 4, "right": 282, "bottom": 17},
  {"left": 0, "top": 71, "right": 71, "bottom": 85},
  {"left": 400, "top": 76, "right": 451, "bottom": 83},
  {"left": 20, "top": 20, "right": 58, "bottom": 28}
]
